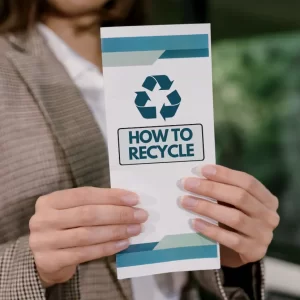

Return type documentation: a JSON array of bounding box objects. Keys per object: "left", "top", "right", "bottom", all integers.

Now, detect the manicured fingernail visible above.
[
  {"left": 181, "top": 196, "right": 198, "bottom": 208},
  {"left": 134, "top": 209, "right": 149, "bottom": 222},
  {"left": 116, "top": 240, "right": 129, "bottom": 250},
  {"left": 122, "top": 194, "right": 139, "bottom": 206},
  {"left": 193, "top": 219, "right": 207, "bottom": 232},
  {"left": 181, "top": 178, "right": 200, "bottom": 190},
  {"left": 192, "top": 166, "right": 201, "bottom": 175},
  {"left": 177, "top": 180, "right": 184, "bottom": 190},
  {"left": 127, "top": 224, "right": 141, "bottom": 236},
  {"left": 201, "top": 165, "right": 217, "bottom": 177}
]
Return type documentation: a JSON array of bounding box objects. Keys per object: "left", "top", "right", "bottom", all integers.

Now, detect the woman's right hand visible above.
[{"left": 29, "top": 187, "right": 147, "bottom": 288}]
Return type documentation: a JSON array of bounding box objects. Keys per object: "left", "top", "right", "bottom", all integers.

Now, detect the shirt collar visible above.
[{"left": 37, "top": 23, "right": 98, "bottom": 80}]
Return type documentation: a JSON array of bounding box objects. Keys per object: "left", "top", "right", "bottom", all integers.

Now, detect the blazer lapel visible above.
[
  {"left": 6, "top": 30, "right": 132, "bottom": 300},
  {"left": 6, "top": 30, "right": 110, "bottom": 189}
]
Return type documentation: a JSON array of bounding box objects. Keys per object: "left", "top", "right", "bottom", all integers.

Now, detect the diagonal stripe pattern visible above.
[
  {"left": 117, "top": 233, "right": 217, "bottom": 268},
  {"left": 101, "top": 34, "right": 209, "bottom": 67}
]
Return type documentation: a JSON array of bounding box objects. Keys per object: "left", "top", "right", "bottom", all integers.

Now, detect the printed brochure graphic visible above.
[
  {"left": 101, "top": 24, "right": 219, "bottom": 279},
  {"left": 117, "top": 233, "right": 217, "bottom": 268},
  {"left": 118, "top": 124, "right": 205, "bottom": 166},
  {"left": 134, "top": 75, "right": 181, "bottom": 120}
]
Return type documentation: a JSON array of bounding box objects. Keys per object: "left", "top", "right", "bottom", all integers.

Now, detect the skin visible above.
[
  {"left": 30, "top": 0, "right": 280, "bottom": 288},
  {"left": 30, "top": 187, "right": 147, "bottom": 287},
  {"left": 181, "top": 165, "right": 279, "bottom": 268},
  {"left": 41, "top": 0, "right": 135, "bottom": 70}
]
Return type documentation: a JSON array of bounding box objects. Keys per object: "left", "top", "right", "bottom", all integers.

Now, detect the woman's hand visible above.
[
  {"left": 181, "top": 165, "right": 280, "bottom": 268},
  {"left": 29, "top": 187, "right": 148, "bottom": 288}
]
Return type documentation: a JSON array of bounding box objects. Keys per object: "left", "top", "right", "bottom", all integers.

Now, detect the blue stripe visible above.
[
  {"left": 102, "top": 34, "right": 209, "bottom": 53},
  {"left": 119, "top": 242, "right": 158, "bottom": 254},
  {"left": 159, "top": 49, "right": 209, "bottom": 59},
  {"left": 117, "top": 245, "right": 218, "bottom": 268}
]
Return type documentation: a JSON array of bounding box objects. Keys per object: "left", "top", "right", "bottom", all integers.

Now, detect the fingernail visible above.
[
  {"left": 181, "top": 196, "right": 198, "bottom": 208},
  {"left": 177, "top": 179, "right": 184, "bottom": 190},
  {"left": 134, "top": 209, "right": 149, "bottom": 222},
  {"left": 201, "top": 165, "right": 217, "bottom": 177},
  {"left": 127, "top": 224, "right": 141, "bottom": 236},
  {"left": 192, "top": 166, "right": 202, "bottom": 176},
  {"left": 193, "top": 219, "right": 207, "bottom": 232},
  {"left": 116, "top": 240, "right": 129, "bottom": 250},
  {"left": 122, "top": 194, "right": 139, "bottom": 206},
  {"left": 181, "top": 178, "right": 200, "bottom": 190}
]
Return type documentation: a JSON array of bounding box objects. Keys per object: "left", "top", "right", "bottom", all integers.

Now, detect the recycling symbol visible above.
[{"left": 134, "top": 75, "right": 182, "bottom": 120}]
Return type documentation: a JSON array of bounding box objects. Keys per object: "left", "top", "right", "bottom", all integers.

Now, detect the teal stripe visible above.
[
  {"left": 102, "top": 34, "right": 209, "bottom": 53},
  {"left": 117, "top": 245, "right": 218, "bottom": 268},
  {"left": 159, "top": 49, "right": 209, "bottom": 59},
  {"left": 120, "top": 242, "right": 158, "bottom": 254}
]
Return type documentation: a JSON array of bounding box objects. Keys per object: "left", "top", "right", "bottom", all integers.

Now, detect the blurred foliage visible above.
[
  {"left": 150, "top": 0, "right": 300, "bottom": 40},
  {"left": 150, "top": 0, "right": 300, "bottom": 259},
  {"left": 149, "top": 0, "right": 300, "bottom": 263},
  {"left": 212, "top": 33, "right": 300, "bottom": 254},
  {"left": 209, "top": 0, "right": 300, "bottom": 40}
]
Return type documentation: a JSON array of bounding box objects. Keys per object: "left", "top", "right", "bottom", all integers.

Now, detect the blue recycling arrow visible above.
[
  {"left": 136, "top": 106, "right": 157, "bottom": 119},
  {"left": 142, "top": 75, "right": 174, "bottom": 91},
  {"left": 142, "top": 77, "right": 157, "bottom": 91},
  {"left": 153, "top": 75, "right": 174, "bottom": 90},
  {"left": 135, "top": 91, "right": 151, "bottom": 106},
  {"left": 160, "top": 90, "right": 182, "bottom": 120},
  {"left": 135, "top": 75, "right": 181, "bottom": 120},
  {"left": 160, "top": 104, "right": 180, "bottom": 120},
  {"left": 167, "top": 90, "right": 181, "bottom": 105},
  {"left": 135, "top": 91, "right": 157, "bottom": 119}
]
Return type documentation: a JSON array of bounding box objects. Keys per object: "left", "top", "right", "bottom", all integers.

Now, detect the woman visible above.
[{"left": 0, "top": 0, "right": 279, "bottom": 299}]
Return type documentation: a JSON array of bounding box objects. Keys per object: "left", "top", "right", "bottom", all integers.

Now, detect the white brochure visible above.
[{"left": 101, "top": 24, "right": 220, "bottom": 279}]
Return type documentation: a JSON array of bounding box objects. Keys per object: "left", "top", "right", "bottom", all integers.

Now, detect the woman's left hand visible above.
[{"left": 181, "top": 165, "right": 280, "bottom": 268}]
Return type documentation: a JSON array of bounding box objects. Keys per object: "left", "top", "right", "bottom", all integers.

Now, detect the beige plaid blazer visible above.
[{"left": 0, "top": 29, "right": 260, "bottom": 300}]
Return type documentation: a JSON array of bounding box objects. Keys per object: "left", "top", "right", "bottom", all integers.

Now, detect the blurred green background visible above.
[
  {"left": 150, "top": 0, "right": 300, "bottom": 267},
  {"left": 151, "top": 0, "right": 300, "bottom": 40}
]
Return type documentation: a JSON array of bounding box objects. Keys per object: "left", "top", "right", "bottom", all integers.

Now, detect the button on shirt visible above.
[{"left": 38, "top": 23, "right": 186, "bottom": 300}]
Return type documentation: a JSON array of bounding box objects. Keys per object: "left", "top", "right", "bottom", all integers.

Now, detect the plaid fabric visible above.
[
  {"left": 0, "top": 29, "right": 260, "bottom": 300},
  {"left": 0, "top": 30, "right": 132, "bottom": 300}
]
